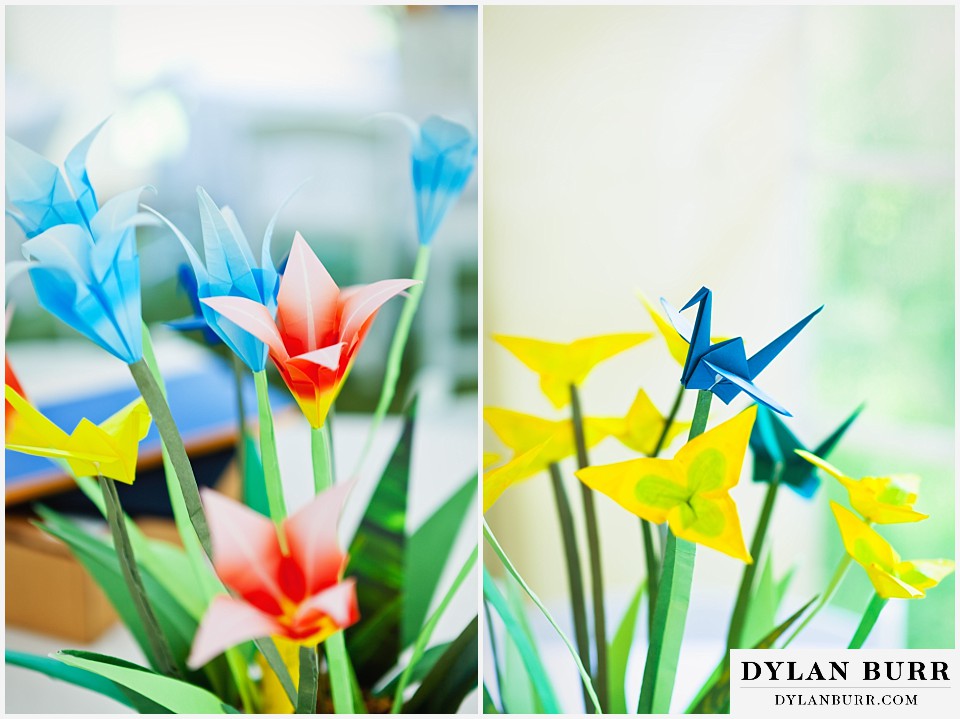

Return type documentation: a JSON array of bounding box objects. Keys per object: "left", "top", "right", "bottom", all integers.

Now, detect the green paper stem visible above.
[
  {"left": 325, "top": 632, "right": 356, "bottom": 714},
  {"left": 641, "top": 382, "right": 684, "bottom": 631},
  {"left": 548, "top": 462, "right": 594, "bottom": 713},
  {"left": 97, "top": 475, "right": 180, "bottom": 678},
  {"left": 311, "top": 424, "right": 333, "bottom": 493},
  {"left": 140, "top": 328, "right": 256, "bottom": 711},
  {"left": 355, "top": 244, "right": 431, "bottom": 478},
  {"left": 254, "top": 370, "right": 287, "bottom": 529},
  {"left": 637, "top": 389, "right": 711, "bottom": 714},
  {"left": 295, "top": 646, "right": 319, "bottom": 714},
  {"left": 391, "top": 545, "right": 478, "bottom": 713},
  {"left": 570, "top": 383, "right": 609, "bottom": 713},
  {"left": 484, "top": 520, "right": 602, "bottom": 714},
  {"left": 230, "top": 354, "right": 248, "bottom": 497},
  {"left": 128, "top": 357, "right": 211, "bottom": 558},
  {"left": 727, "top": 463, "right": 783, "bottom": 649},
  {"left": 849, "top": 593, "right": 887, "bottom": 649},
  {"left": 782, "top": 553, "right": 854, "bottom": 647},
  {"left": 255, "top": 638, "right": 297, "bottom": 705}
]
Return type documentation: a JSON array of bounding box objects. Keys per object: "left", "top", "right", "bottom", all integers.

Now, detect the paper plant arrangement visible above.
[
  {"left": 482, "top": 287, "right": 954, "bottom": 714},
  {"left": 5, "top": 116, "right": 478, "bottom": 714}
]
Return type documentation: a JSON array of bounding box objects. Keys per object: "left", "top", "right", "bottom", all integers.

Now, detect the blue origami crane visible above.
[
  {"left": 6, "top": 121, "right": 149, "bottom": 364},
  {"left": 410, "top": 116, "right": 477, "bottom": 245},
  {"left": 749, "top": 403, "right": 863, "bottom": 498},
  {"left": 661, "top": 286, "right": 822, "bottom": 415},
  {"left": 146, "top": 185, "right": 300, "bottom": 371}
]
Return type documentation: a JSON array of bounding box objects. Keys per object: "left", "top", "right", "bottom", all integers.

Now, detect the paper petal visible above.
[
  {"left": 188, "top": 595, "right": 282, "bottom": 669},
  {"left": 283, "top": 481, "right": 353, "bottom": 595}
]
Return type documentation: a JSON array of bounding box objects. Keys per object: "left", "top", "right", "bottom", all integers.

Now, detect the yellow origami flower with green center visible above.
[
  {"left": 577, "top": 405, "right": 756, "bottom": 562},
  {"left": 796, "top": 450, "right": 928, "bottom": 524},
  {"left": 589, "top": 388, "right": 691, "bottom": 455},
  {"left": 637, "top": 290, "right": 727, "bottom": 366},
  {"left": 5, "top": 386, "right": 151, "bottom": 484},
  {"left": 831, "top": 502, "right": 954, "bottom": 599},
  {"left": 483, "top": 407, "right": 610, "bottom": 511},
  {"left": 493, "top": 332, "right": 652, "bottom": 409}
]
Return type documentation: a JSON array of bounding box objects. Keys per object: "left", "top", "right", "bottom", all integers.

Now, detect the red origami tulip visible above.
[
  {"left": 188, "top": 482, "right": 359, "bottom": 668},
  {"left": 202, "top": 232, "right": 418, "bottom": 428}
]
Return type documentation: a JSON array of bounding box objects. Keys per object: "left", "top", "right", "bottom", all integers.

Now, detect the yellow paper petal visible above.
[
  {"left": 66, "top": 419, "right": 137, "bottom": 484},
  {"left": 493, "top": 333, "right": 652, "bottom": 409},
  {"left": 830, "top": 501, "right": 900, "bottom": 571},
  {"left": 596, "top": 388, "right": 691, "bottom": 455},
  {"left": 865, "top": 564, "right": 924, "bottom": 599},
  {"left": 668, "top": 493, "right": 752, "bottom": 563},
  {"left": 896, "top": 559, "right": 955, "bottom": 593},
  {"left": 4, "top": 385, "right": 70, "bottom": 450},
  {"left": 483, "top": 451, "right": 502, "bottom": 469},
  {"left": 676, "top": 404, "right": 757, "bottom": 492},
  {"left": 795, "top": 449, "right": 848, "bottom": 482},
  {"left": 576, "top": 457, "right": 684, "bottom": 525},
  {"left": 638, "top": 290, "right": 691, "bottom": 366},
  {"left": 484, "top": 407, "right": 608, "bottom": 471},
  {"left": 483, "top": 442, "right": 551, "bottom": 513}
]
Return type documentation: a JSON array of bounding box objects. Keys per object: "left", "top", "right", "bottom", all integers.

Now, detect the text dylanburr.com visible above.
[{"left": 730, "top": 649, "right": 958, "bottom": 716}]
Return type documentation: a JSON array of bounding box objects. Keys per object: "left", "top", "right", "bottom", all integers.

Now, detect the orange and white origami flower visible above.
[
  {"left": 202, "top": 232, "right": 418, "bottom": 428},
  {"left": 187, "top": 483, "right": 359, "bottom": 668}
]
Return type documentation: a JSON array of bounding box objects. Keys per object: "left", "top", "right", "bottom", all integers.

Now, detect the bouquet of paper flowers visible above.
[
  {"left": 482, "top": 287, "right": 954, "bottom": 714},
  {"left": 5, "top": 116, "right": 478, "bottom": 714}
]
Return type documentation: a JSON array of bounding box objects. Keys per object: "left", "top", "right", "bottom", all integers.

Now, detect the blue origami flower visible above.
[
  {"left": 661, "top": 286, "right": 822, "bottom": 415},
  {"left": 749, "top": 403, "right": 863, "bottom": 498},
  {"left": 6, "top": 122, "right": 148, "bottom": 364},
  {"left": 147, "top": 186, "right": 297, "bottom": 372},
  {"left": 168, "top": 264, "right": 223, "bottom": 347},
  {"left": 410, "top": 116, "right": 477, "bottom": 246}
]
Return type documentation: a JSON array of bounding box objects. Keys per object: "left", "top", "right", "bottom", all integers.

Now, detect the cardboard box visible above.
[{"left": 4, "top": 459, "right": 243, "bottom": 642}]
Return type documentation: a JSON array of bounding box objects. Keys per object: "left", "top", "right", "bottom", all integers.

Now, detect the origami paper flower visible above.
[
  {"left": 187, "top": 484, "right": 359, "bottom": 668},
  {"left": 483, "top": 442, "right": 553, "bottom": 513},
  {"left": 167, "top": 264, "right": 223, "bottom": 347},
  {"left": 831, "top": 502, "right": 954, "bottom": 599},
  {"left": 749, "top": 404, "right": 862, "bottom": 498},
  {"left": 148, "top": 187, "right": 294, "bottom": 371},
  {"left": 485, "top": 407, "right": 609, "bottom": 477},
  {"left": 590, "top": 388, "right": 691, "bottom": 455},
  {"left": 576, "top": 405, "right": 757, "bottom": 562},
  {"left": 7, "top": 123, "right": 150, "bottom": 364},
  {"left": 796, "top": 451, "right": 928, "bottom": 524},
  {"left": 407, "top": 116, "right": 477, "bottom": 245},
  {"left": 5, "top": 386, "right": 151, "bottom": 484},
  {"left": 638, "top": 290, "right": 727, "bottom": 367},
  {"left": 661, "top": 287, "right": 821, "bottom": 416},
  {"left": 4, "top": 307, "right": 25, "bottom": 430},
  {"left": 202, "top": 232, "right": 417, "bottom": 428},
  {"left": 493, "top": 333, "right": 652, "bottom": 409}
]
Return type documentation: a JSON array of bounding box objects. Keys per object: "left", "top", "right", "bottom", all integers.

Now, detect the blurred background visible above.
[
  {"left": 6, "top": 5, "right": 477, "bottom": 713},
  {"left": 484, "top": 4, "right": 953, "bottom": 709},
  {"left": 7, "top": 4, "right": 478, "bottom": 408}
]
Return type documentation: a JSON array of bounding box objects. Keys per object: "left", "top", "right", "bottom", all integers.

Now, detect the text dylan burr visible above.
[{"left": 741, "top": 661, "right": 950, "bottom": 682}]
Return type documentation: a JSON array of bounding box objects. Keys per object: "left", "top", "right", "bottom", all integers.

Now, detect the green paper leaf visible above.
[
  {"left": 55, "top": 650, "right": 228, "bottom": 714},
  {"left": 608, "top": 580, "right": 645, "bottom": 714},
  {"left": 376, "top": 643, "right": 450, "bottom": 697},
  {"left": 404, "top": 617, "right": 479, "bottom": 713},
  {"left": 325, "top": 631, "right": 357, "bottom": 713},
  {"left": 687, "top": 595, "right": 818, "bottom": 714},
  {"left": 483, "top": 683, "right": 501, "bottom": 713},
  {"left": 402, "top": 472, "right": 477, "bottom": 646},
  {"left": 34, "top": 507, "right": 197, "bottom": 678},
  {"left": 501, "top": 580, "right": 541, "bottom": 714},
  {"left": 5, "top": 650, "right": 169, "bottom": 713},
  {"left": 345, "top": 402, "right": 416, "bottom": 684},
  {"left": 483, "top": 567, "right": 559, "bottom": 714},
  {"left": 742, "top": 554, "right": 795, "bottom": 648}
]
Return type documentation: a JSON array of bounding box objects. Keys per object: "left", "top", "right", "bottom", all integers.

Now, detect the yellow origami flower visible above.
[
  {"left": 482, "top": 407, "right": 610, "bottom": 512},
  {"left": 492, "top": 332, "right": 652, "bottom": 409},
  {"left": 831, "top": 502, "right": 954, "bottom": 599},
  {"left": 589, "top": 388, "right": 691, "bottom": 455},
  {"left": 576, "top": 405, "right": 757, "bottom": 562},
  {"left": 5, "top": 386, "right": 151, "bottom": 484},
  {"left": 637, "top": 290, "right": 727, "bottom": 366},
  {"left": 796, "top": 450, "right": 928, "bottom": 524}
]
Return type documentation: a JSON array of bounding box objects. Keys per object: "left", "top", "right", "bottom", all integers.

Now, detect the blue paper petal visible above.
[
  {"left": 6, "top": 137, "right": 86, "bottom": 237},
  {"left": 63, "top": 119, "right": 107, "bottom": 226}
]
